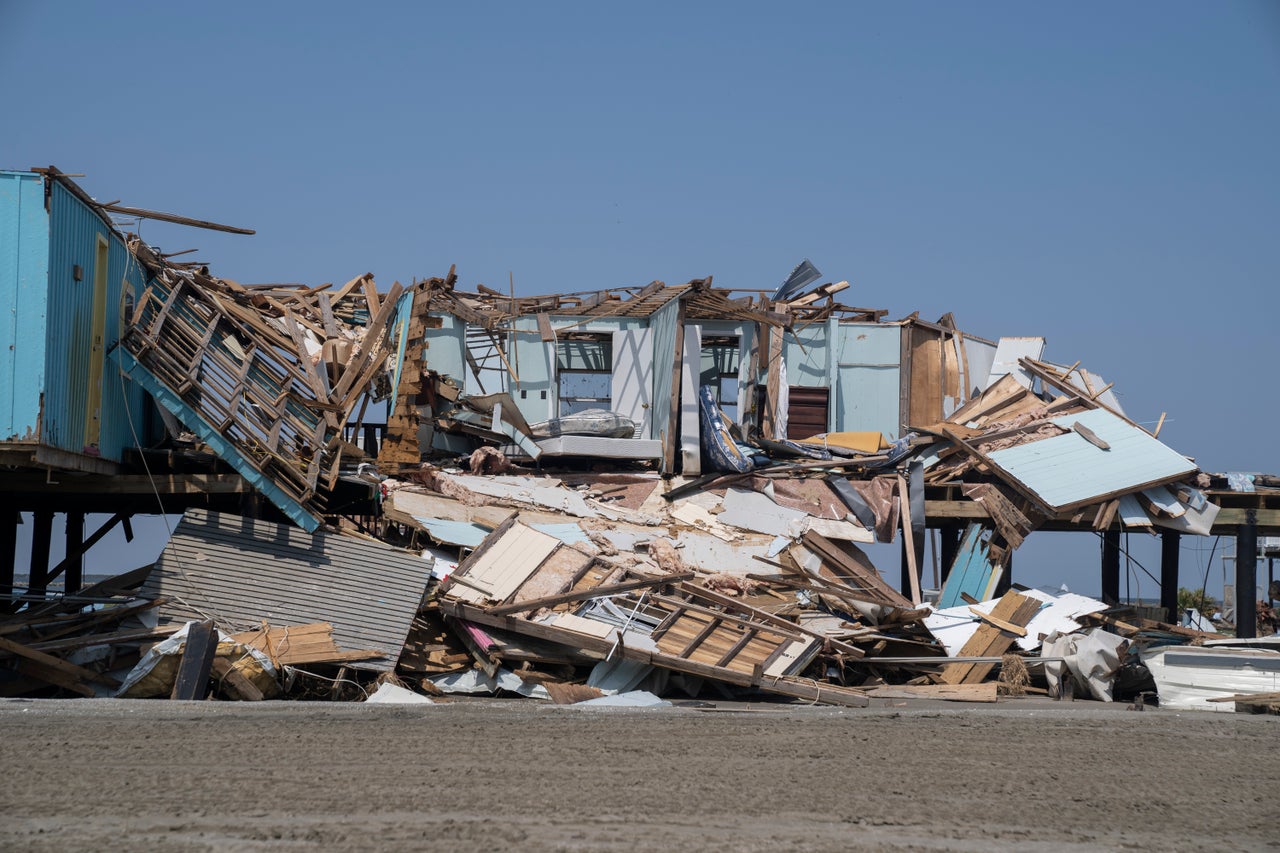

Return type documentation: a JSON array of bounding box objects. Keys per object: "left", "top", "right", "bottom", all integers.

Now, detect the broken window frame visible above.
[
  {"left": 701, "top": 335, "right": 742, "bottom": 424},
  {"left": 556, "top": 335, "right": 613, "bottom": 417}
]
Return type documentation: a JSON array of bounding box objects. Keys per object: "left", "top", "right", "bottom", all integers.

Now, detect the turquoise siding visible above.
[
  {"left": 0, "top": 173, "right": 48, "bottom": 441},
  {"left": 0, "top": 171, "right": 152, "bottom": 465}
]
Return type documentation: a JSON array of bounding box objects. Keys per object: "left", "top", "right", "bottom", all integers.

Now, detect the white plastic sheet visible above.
[{"left": 1042, "top": 628, "right": 1128, "bottom": 702}]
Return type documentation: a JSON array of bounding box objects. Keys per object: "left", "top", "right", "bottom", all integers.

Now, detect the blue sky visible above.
[{"left": 3, "top": 2, "right": 1277, "bottom": 597}]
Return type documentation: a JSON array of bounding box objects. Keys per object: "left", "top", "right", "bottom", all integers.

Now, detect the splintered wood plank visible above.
[
  {"left": 725, "top": 635, "right": 783, "bottom": 674},
  {"left": 0, "top": 635, "right": 119, "bottom": 689},
  {"left": 908, "top": 325, "right": 944, "bottom": 427},
  {"left": 937, "top": 591, "right": 1041, "bottom": 685},
  {"left": 865, "top": 683, "right": 997, "bottom": 703},
  {"left": 230, "top": 623, "right": 383, "bottom": 667},
  {"left": 801, "top": 531, "right": 912, "bottom": 608},
  {"left": 211, "top": 657, "right": 265, "bottom": 701},
  {"left": 536, "top": 313, "right": 555, "bottom": 342},
  {"left": 716, "top": 628, "right": 759, "bottom": 668},
  {"left": 672, "top": 613, "right": 722, "bottom": 658},
  {"left": 170, "top": 620, "right": 219, "bottom": 700},
  {"left": 898, "top": 473, "right": 922, "bottom": 606},
  {"left": 488, "top": 572, "right": 692, "bottom": 616}
]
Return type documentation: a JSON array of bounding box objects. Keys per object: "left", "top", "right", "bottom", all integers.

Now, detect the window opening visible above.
[
  {"left": 557, "top": 335, "right": 612, "bottom": 417},
  {"left": 700, "top": 336, "right": 741, "bottom": 423}
]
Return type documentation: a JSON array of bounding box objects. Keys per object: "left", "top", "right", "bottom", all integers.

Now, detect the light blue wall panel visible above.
[
  {"left": 834, "top": 322, "right": 902, "bottom": 439},
  {"left": 0, "top": 172, "right": 49, "bottom": 441},
  {"left": 423, "top": 314, "right": 467, "bottom": 387},
  {"left": 782, "top": 321, "right": 828, "bottom": 387},
  {"left": 508, "top": 319, "right": 555, "bottom": 424}
]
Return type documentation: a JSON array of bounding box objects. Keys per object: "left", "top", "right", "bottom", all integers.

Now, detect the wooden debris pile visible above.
[
  {"left": 118, "top": 239, "right": 412, "bottom": 526},
  {"left": 0, "top": 567, "right": 174, "bottom": 698}
]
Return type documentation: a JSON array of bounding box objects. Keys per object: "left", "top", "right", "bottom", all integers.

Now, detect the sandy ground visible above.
[{"left": 0, "top": 697, "right": 1275, "bottom": 852}]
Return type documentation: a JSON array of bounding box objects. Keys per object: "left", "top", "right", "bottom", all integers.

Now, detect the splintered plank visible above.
[
  {"left": 937, "top": 591, "right": 1041, "bottom": 685},
  {"left": 170, "top": 620, "right": 220, "bottom": 700},
  {"left": 0, "top": 635, "right": 120, "bottom": 690},
  {"left": 800, "top": 531, "right": 912, "bottom": 608},
  {"left": 230, "top": 623, "right": 384, "bottom": 667},
  {"left": 865, "top": 683, "right": 998, "bottom": 703},
  {"left": 211, "top": 657, "right": 266, "bottom": 701}
]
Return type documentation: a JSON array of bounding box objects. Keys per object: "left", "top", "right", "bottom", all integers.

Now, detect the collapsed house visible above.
[{"left": 2, "top": 167, "right": 1278, "bottom": 710}]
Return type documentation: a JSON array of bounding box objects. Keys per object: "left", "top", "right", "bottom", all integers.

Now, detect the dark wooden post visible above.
[
  {"left": 1160, "top": 531, "right": 1180, "bottom": 623},
  {"left": 939, "top": 524, "right": 961, "bottom": 584},
  {"left": 1101, "top": 528, "right": 1121, "bottom": 605},
  {"left": 1236, "top": 510, "right": 1257, "bottom": 639},
  {"left": 28, "top": 510, "right": 54, "bottom": 602},
  {"left": 899, "top": 538, "right": 913, "bottom": 598},
  {"left": 64, "top": 512, "right": 84, "bottom": 594},
  {"left": 995, "top": 549, "right": 1012, "bottom": 596},
  {"left": 0, "top": 512, "right": 17, "bottom": 608}
]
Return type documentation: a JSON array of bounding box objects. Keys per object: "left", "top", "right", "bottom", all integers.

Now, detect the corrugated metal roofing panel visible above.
[
  {"left": 143, "top": 509, "right": 432, "bottom": 671},
  {"left": 985, "top": 409, "right": 1197, "bottom": 511}
]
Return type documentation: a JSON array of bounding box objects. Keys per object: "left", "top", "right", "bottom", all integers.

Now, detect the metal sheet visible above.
[
  {"left": 960, "top": 336, "right": 996, "bottom": 400},
  {"left": 1142, "top": 645, "right": 1280, "bottom": 712},
  {"left": 0, "top": 172, "right": 151, "bottom": 463},
  {"left": 143, "top": 509, "right": 433, "bottom": 671},
  {"left": 1116, "top": 493, "right": 1154, "bottom": 528},
  {"left": 986, "top": 337, "right": 1045, "bottom": 389},
  {"left": 719, "top": 487, "right": 808, "bottom": 537},
  {"left": 648, "top": 298, "right": 680, "bottom": 446},
  {"left": 411, "top": 516, "right": 491, "bottom": 548},
  {"left": 985, "top": 409, "right": 1197, "bottom": 511}
]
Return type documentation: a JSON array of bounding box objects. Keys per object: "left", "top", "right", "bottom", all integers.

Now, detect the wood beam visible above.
[{"left": 27, "top": 511, "right": 53, "bottom": 601}]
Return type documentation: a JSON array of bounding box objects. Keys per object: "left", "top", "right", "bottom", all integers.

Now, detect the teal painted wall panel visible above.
[
  {"left": 834, "top": 323, "right": 902, "bottom": 439},
  {"left": 783, "top": 322, "right": 828, "bottom": 387},
  {"left": 423, "top": 314, "right": 467, "bottom": 387},
  {"left": 44, "top": 180, "right": 151, "bottom": 462},
  {"left": 0, "top": 172, "right": 49, "bottom": 441},
  {"left": 508, "top": 319, "right": 555, "bottom": 425}
]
